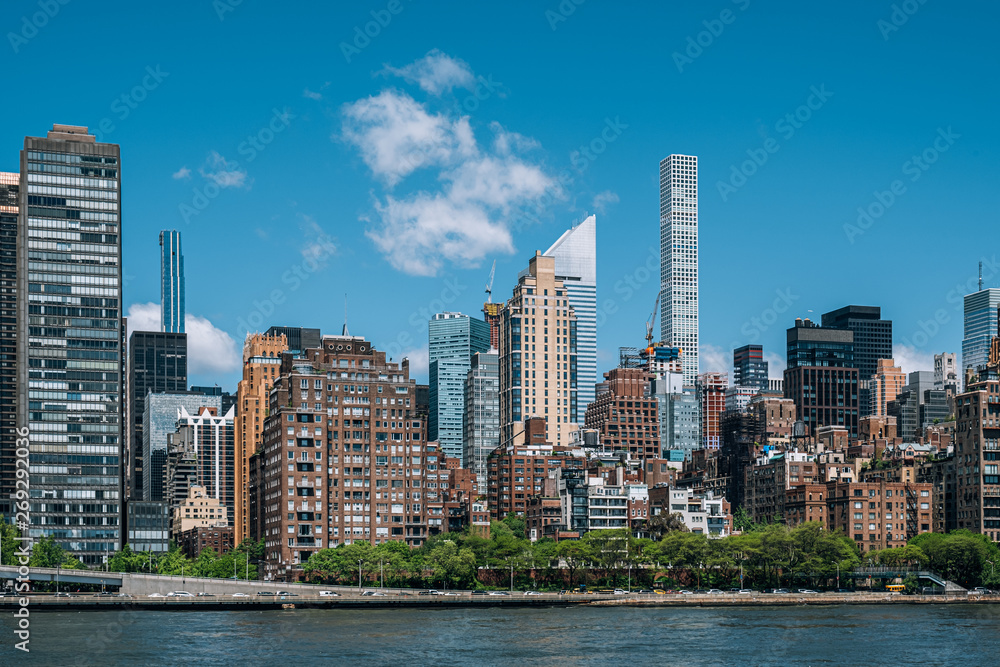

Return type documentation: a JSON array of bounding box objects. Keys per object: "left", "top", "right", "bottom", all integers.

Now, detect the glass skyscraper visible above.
[
  {"left": 962, "top": 288, "right": 1000, "bottom": 387},
  {"left": 659, "top": 154, "right": 699, "bottom": 386},
  {"left": 18, "top": 125, "right": 121, "bottom": 564},
  {"left": 0, "top": 173, "right": 18, "bottom": 518},
  {"left": 159, "top": 229, "right": 184, "bottom": 333},
  {"left": 544, "top": 214, "right": 597, "bottom": 414},
  {"left": 428, "top": 312, "right": 490, "bottom": 463}
]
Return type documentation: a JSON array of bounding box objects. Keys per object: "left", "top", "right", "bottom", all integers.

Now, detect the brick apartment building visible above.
[{"left": 584, "top": 368, "right": 660, "bottom": 459}]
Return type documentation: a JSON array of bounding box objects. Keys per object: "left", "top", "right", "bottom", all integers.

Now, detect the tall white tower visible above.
[{"left": 659, "top": 154, "right": 699, "bottom": 386}]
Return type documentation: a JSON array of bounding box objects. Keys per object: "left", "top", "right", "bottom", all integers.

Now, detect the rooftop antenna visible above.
[
  {"left": 980, "top": 261, "right": 984, "bottom": 292},
  {"left": 342, "top": 293, "right": 350, "bottom": 337}
]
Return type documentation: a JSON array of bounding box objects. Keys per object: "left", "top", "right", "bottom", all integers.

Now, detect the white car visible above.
[
  {"left": 524, "top": 591, "right": 542, "bottom": 596},
  {"left": 231, "top": 593, "right": 250, "bottom": 598},
  {"left": 613, "top": 589, "right": 627, "bottom": 595},
  {"left": 149, "top": 593, "right": 165, "bottom": 598},
  {"left": 318, "top": 591, "right": 339, "bottom": 597},
  {"left": 167, "top": 591, "right": 194, "bottom": 597}
]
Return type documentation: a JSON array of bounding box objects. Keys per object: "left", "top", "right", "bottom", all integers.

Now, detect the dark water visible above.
[{"left": 3, "top": 604, "right": 999, "bottom": 665}]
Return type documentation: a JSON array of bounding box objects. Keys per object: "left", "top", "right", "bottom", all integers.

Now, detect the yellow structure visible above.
[
  {"left": 173, "top": 485, "right": 229, "bottom": 535},
  {"left": 234, "top": 332, "right": 287, "bottom": 543}
]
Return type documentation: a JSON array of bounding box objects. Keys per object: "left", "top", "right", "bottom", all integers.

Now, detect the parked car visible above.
[
  {"left": 93, "top": 592, "right": 115, "bottom": 597},
  {"left": 115, "top": 593, "right": 133, "bottom": 598},
  {"left": 196, "top": 593, "right": 215, "bottom": 597},
  {"left": 613, "top": 589, "right": 628, "bottom": 595},
  {"left": 318, "top": 591, "right": 339, "bottom": 597},
  {"left": 770, "top": 588, "right": 790, "bottom": 594},
  {"left": 679, "top": 590, "right": 694, "bottom": 595},
  {"left": 54, "top": 592, "right": 74, "bottom": 598},
  {"left": 836, "top": 589, "right": 856, "bottom": 593},
  {"left": 442, "top": 592, "right": 459, "bottom": 596},
  {"left": 472, "top": 590, "right": 488, "bottom": 596},
  {"left": 488, "top": 591, "right": 510, "bottom": 596},
  {"left": 148, "top": 593, "right": 165, "bottom": 598},
  {"left": 257, "top": 592, "right": 276, "bottom": 596},
  {"left": 524, "top": 591, "right": 542, "bottom": 596},
  {"left": 362, "top": 591, "right": 387, "bottom": 597},
  {"left": 738, "top": 589, "right": 753, "bottom": 594},
  {"left": 231, "top": 593, "right": 250, "bottom": 598},
  {"left": 798, "top": 589, "right": 818, "bottom": 594},
  {"left": 707, "top": 589, "right": 725, "bottom": 595},
  {"left": 275, "top": 591, "right": 297, "bottom": 597},
  {"left": 637, "top": 590, "right": 655, "bottom": 595},
  {"left": 167, "top": 591, "right": 194, "bottom": 597}
]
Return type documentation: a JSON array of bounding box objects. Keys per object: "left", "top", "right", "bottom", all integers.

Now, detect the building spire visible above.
[{"left": 342, "top": 293, "right": 350, "bottom": 336}]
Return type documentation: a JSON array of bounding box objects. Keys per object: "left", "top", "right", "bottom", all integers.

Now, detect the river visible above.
[{"left": 3, "top": 604, "right": 998, "bottom": 665}]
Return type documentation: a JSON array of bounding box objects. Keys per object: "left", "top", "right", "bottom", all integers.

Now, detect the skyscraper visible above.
[
  {"left": 934, "top": 352, "right": 959, "bottom": 394},
  {"left": 821, "top": 305, "right": 892, "bottom": 417},
  {"left": 499, "top": 251, "right": 578, "bottom": 447},
  {"left": 870, "top": 358, "right": 905, "bottom": 418},
  {"left": 0, "top": 173, "right": 18, "bottom": 518},
  {"left": 784, "top": 317, "right": 859, "bottom": 438},
  {"left": 142, "top": 391, "right": 220, "bottom": 503},
  {"left": 464, "top": 350, "right": 499, "bottom": 496},
  {"left": 127, "top": 331, "right": 187, "bottom": 502},
  {"left": 234, "top": 331, "right": 288, "bottom": 544},
  {"left": 659, "top": 154, "right": 698, "bottom": 385},
  {"left": 962, "top": 288, "right": 1000, "bottom": 386},
  {"left": 428, "top": 312, "right": 490, "bottom": 463},
  {"left": 733, "top": 344, "right": 768, "bottom": 391},
  {"left": 17, "top": 125, "right": 122, "bottom": 563},
  {"left": 159, "top": 229, "right": 184, "bottom": 333},
  {"left": 545, "top": 214, "right": 597, "bottom": 413}
]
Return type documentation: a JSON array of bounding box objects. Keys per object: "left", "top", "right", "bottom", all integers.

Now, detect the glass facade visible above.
[
  {"left": 143, "top": 392, "right": 221, "bottom": 502},
  {"left": 544, "top": 215, "right": 597, "bottom": 413},
  {"left": 963, "top": 289, "right": 1000, "bottom": 387},
  {"left": 126, "top": 500, "right": 170, "bottom": 553},
  {"left": 659, "top": 155, "right": 699, "bottom": 386},
  {"left": 463, "top": 350, "right": 499, "bottom": 495},
  {"left": 0, "top": 173, "right": 18, "bottom": 517},
  {"left": 18, "top": 127, "right": 121, "bottom": 564},
  {"left": 428, "top": 312, "right": 490, "bottom": 463},
  {"left": 159, "top": 229, "right": 184, "bottom": 333}
]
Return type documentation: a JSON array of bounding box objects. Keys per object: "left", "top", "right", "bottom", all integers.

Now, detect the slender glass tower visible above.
[
  {"left": 962, "top": 288, "right": 1000, "bottom": 387},
  {"left": 160, "top": 229, "right": 184, "bottom": 333},
  {"left": 659, "top": 154, "right": 699, "bottom": 385},
  {"left": 544, "top": 214, "right": 597, "bottom": 414},
  {"left": 18, "top": 125, "right": 122, "bottom": 564}
]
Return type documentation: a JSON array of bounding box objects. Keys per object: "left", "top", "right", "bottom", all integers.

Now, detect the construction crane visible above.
[
  {"left": 645, "top": 293, "right": 660, "bottom": 349},
  {"left": 485, "top": 259, "right": 496, "bottom": 303}
]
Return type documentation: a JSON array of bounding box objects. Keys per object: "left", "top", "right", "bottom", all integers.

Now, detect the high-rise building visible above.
[
  {"left": 264, "top": 326, "right": 320, "bottom": 355},
  {"left": 696, "top": 372, "right": 727, "bottom": 450},
  {"left": 463, "top": 350, "right": 499, "bottom": 496},
  {"left": 0, "top": 173, "right": 18, "bottom": 518},
  {"left": 545, "top": 215, "right": 597, "bottom": 412},
  {"left": 256, "top": 334, "right": 438, "bottom": 579},
  {"left": 821, "top": 305, "right": 892, "bottom": 417},
  {"left": 584, "top": 367, "right": 659, "bottom": 459},
  {"left": 934, "top": 352, "right": 959, "bottom": 395},
  {"left": 17, "top": 125, "right": 122, "bottom": 564},
  {"left": 869, "top": 359, "right": 905, "bottom": 418},
  {"left": 499, "top": 251, "right": 578, "bottom": 447},
  {"left": 733, "top": 345, "right": 768, "bottom": 391},
  {"left": 126, "top": 331, "right": 187, "bottom": 502},
  {"left": 784, "top": 318, "right": 859, "bottom": 438},
  {"left": 428, "top": 312, "right": 490, "bottom": 464},
  {"left": 159, "top": 230, "right": 184, "bottom": 333},
  {"left": 659, "top": 154, "right": 698, "bottom": 385},
  {"left": 171, "top": 405, "right": 235, "bottom": 528},
  {"left": 888, "top": 371, "right": 936, "bottom": 441},
  {"left": 234, "top": 332, "right": 288, "bottom": 543},
  {"left": 962, "top": 289, "right": 1000, "bottom": 386},
  {"left": 142, "top": 391, "right": 221, "bottom": 503},
  {"left": 954, "top": 369, "right": 1000, "bottom": 540}
]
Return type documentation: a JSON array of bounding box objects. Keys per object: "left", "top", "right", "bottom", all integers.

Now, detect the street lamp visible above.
[
  {"left": 358, "top": 560, "right": 364, "bottom": 593},
  {"left": 835, "top": 561, "right": 841, "bottom": 590},
  {"left": 987, "top": 560, "right": 995, "bottom": 577}
]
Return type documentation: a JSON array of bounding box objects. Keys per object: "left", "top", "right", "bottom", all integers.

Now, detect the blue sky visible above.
[{"left": 3, "top": 0, "right": 998, "bottom": 389}]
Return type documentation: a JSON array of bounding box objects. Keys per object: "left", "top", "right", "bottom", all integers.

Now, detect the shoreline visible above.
[{"left": 3, "top": 592, "right": 996, "bottom": 612}]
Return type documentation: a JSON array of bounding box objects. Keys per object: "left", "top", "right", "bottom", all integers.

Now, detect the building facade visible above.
[
  {"left": 428, "top": 312, "right": 490, "bottom": 464},
  {"left": 498, "top": 252, "right": 578, "bottom": 447},
  {"left": 0, "top": 172, "right": 18, "bottom": 518},
  {"left": 697, "top": 372, "right": 727, "bottom": 450},
  {"left": 584, "top": 367, "right": 660, "bottom": 459},
  {"left": 934, "top": 352, "right": 959, "bottom": 395},
  {"left": 234, "top": 332, "right": 288, "bottom": 543},
  {"left": 869, "top": 358, "right": 905, "bottom": 418},
  {"left": 545, "top": 214, "right": 597, "bottom": 413},
  {"left": 142, "top": 391, "right": 221, "bottom": 504},
  {"left": 659, "top": 154, "right": 699, "bottom": 385},
  {"left": 962, "top": 289, "right": 1000, "bottom": 387},
  {"left": 954, "top": 371, "right": 1000, "bottom": 540},
  {"left": 784, "top": 318, "right": 859, "bottom": 438},
  {"left": 463, "top": 350, "right": 499, "bottom": 496},
  {"left": 159, "top": 229, "right": 184, "bottom": 334},
  {"left": 127, "top": 331, "right": 187, "bottom": 502},
  {"left": 733, "top": 344, "right": 768, "bottom": 391},
  {"left": 821, "top": 305, "right": 892, "bottom": 418},
  {"left": 17, "top": 125, "right": 122, "bottom": 564}
]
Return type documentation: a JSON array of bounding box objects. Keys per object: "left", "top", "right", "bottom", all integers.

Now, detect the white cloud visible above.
[
  {"left": 765, "top": 351, "right": 786, "bottom": 380},
  {"left": 172, "top": 166, "right": 191, "bottom": 180},
  {"left": 342, "top": 90, "right": 475, "bottom": 186},
  {"left": 200, "top": 151, "right": 249, "bottom": 189},
  {"left": 400, "top": 347, "right": 429, "bottom": 380},
  {"left": 592, "top": 190, "right": 619, "bottom": 213},
  {"left": 343, "top": 77, "right": 560, "bottom": 276},
  {"left": 699, "top": 343, "right": 730, "bottom": 376},
  {"left": 303, "top": 88, "right": 323, "bottom": 100},
  {"left": 185, "top": 313, "right": 240, "bottom": 376},
  {"left": 894, "top": 344, "right": 935, "bottom": 376},
  {"left": 382, "top": 49, "right": 475, "bottom": 96},
  {"left": 126, "top": 302, "right": 239, "bottom": 377},
  {"left": 126, "top": 302, "right": 160, "bottom": 335}
]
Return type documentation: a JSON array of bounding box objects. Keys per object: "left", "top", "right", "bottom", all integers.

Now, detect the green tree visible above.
[
  {"left": 1, "top": 517, "right": 22, "bottom": 566},
  {"left": 556, "top": 540, "right": 591, "bottom": 589}
]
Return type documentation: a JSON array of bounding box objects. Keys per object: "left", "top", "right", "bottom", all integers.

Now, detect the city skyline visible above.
[{"left": 2, "top": 2, "right": 996, "bottom": 392}]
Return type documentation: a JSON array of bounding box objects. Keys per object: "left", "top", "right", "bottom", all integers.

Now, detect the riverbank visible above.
[{"left": 3, "top": 591, "right": 996, "bottom": 612}]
